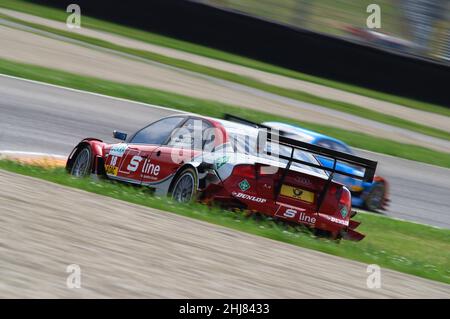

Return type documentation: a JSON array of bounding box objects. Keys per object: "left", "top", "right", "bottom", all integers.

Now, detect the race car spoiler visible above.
[
  {"left": 224, "top": 114, "right": 376, "bottom": 180},
  {"left": 224, "top": 114, "right": 378, "bottom": 210}
]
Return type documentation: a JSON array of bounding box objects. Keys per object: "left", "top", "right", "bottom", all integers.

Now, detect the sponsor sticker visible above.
[
  {"left": 110, "top": 143, "right": 127, "bottom": 157},
  {"left": 127, "top": 155, "right": 143, "bottom": 172},
  {"left": 105, "top": 164, "right": 118, "bottom": 176},
  {"left": 320, "top": 214, "right": 349, "bottom": 226},
  {"left": 280, "top": 185, "right": 314, "bottom": 203},
  {"left": 340, "top": 206, "right": 348, "bottom": 218},
  {"left": 232, "top": 192, "right": 267, "bottom": 203},
  {"left": 274, "top": 207, "right": 315, "bottom": 224},
  {"left": 283, "top": 208, "right": 297, "bottom": 219},
  {"left": 142, "top": 158, "right": 160, "bottom": 176},
  {"left": 238, "top": 179, "right": 251, "bottom": 192},
  {"left": 298, "top": 212, "right": 316, "bottom": 225}
]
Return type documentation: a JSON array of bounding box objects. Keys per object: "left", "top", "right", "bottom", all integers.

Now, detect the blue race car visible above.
[{"left": 263, "top": 122, "right": 389, "bottom": 211}]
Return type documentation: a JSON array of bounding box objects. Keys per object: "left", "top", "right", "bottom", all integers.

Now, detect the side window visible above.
[
  {"left": 167, "top": 118, "right": 212, "bottom": 150},
  {"left": 130, "top": 116, "right": 185, "bottom": 145}
]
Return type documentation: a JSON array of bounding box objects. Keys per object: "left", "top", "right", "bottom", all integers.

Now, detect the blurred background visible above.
[
  {"left": 0, "top": 0, "right": 449, "bottom": 298},
  {"left": 196, "top": 0, "right": 450, "bottom": 63}
]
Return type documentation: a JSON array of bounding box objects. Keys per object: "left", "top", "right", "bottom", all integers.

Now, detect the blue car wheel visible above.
[{"left": 365, "top": 182, "right": 386, "bottom": 211}]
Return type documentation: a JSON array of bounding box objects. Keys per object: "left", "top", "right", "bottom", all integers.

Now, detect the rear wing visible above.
[
  {"left": 264, "top": 132, "right": 377, "bottom": 183},
  {"left": 224, "top": 114, "right": 378, "bottom": 209},
  {"left": 224, "top": 114, "right": 377, "bottom": 182}
]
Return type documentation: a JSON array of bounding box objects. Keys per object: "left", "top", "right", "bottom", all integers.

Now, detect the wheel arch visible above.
[
  {"left": 66, "top": 138, "right": 106, "bottom": 175},
  {"left": 168, "top": 163, "right": 200, "bottom": 194}
]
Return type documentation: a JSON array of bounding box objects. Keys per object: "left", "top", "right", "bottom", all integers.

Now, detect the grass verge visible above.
[
  {"left": 1, "top": 12, "right": 449, "bottom": 141},
  {"left": 1, "top": 0, "right": 450, "bottom": 118},
  {"left": 0, "top": 159, "right": 448, "bottom": 284},
  {"left": 1, "top": 57, "right": 449, "bottom": 168}
]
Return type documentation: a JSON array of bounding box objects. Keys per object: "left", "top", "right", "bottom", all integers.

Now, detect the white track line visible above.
[
  {"left": 0, "top": 150, "right": 66, "bottom": 159},
  {"left": 2, "top": 73, "right": 448, "bottom": 170},
  {"left": 0, "top": 73, "right": 187, "bottom": 114}
]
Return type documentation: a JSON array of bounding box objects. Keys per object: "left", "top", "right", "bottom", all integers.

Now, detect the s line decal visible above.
[
  {"left": 105, "top": 165, "right": 118, "bottom": 176},
  {"left": 127, "top": 155, "right": 143, "bottom": 172},
  {"left": 142, "top": 158, "right": 160, "bottom": 176}
]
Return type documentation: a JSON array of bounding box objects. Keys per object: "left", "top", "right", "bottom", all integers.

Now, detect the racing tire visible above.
[
  {"left": 70, "top": 146, "right": 93, "bottom": 177},
  {"left": 364, "top": 182, "right": 386, "bottom": 212},
  {"left": 170, "top": 167, "right": 198, "bottom": 203}
]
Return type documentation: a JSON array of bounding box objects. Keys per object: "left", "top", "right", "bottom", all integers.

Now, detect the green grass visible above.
[
  {"left": 2, "top": 12, "right": 450, "bottom": 142},
  {"left": 1, "top": 0, "right": 449, "bottom": 118},
  {"left": 0, "top": 160, "right": 448, "bottom": 284},
  {"left": 1, "top": 57, "right": 449, "bottom": 168}
]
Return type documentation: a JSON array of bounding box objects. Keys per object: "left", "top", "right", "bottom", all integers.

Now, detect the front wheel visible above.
[
  {"left": 70, "top": 146, "right": 92, "bottom": 177},
  {"left": 170, "top": 168, "right": 198, "bottom": 203}
]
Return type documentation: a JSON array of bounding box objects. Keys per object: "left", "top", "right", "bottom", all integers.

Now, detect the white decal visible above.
[
  {"left": 127, "top": 155, "right": 143, "bottom": 172},
  {"left": 110, "top": 143, "right": 127, "bottom": 157},
  {"left": 142, "top": 158, "right": 160, "bottom": 176},
  {"left": 298, "top": 212, "right": 316, "bottom": 225},
  {"left": 110, "top": 155, "right": 118, "bottom": 166},
  {"left": 329, "top": 216, "right": 349, "bottom": 226},
  {"left": 233, "top": 192, "right": 267, "bottom": 203},
  {"left": 284, "top": 208, "right": 297, "bottom": 218},
  {"left": 320, "top": 214, "right": 349, "bottom": 226}
]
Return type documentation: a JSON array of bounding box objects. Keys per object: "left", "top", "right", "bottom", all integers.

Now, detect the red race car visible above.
[{"left": 66, "top": 113, "right": 377, "bottom": 240}]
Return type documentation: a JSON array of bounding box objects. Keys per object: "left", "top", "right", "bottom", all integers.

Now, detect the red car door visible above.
[
  {"left": 147, "top": 117, "right": 210, "bottom": 185},
  {"left": 106, "top": 116, "right": 187, "bottom": 184},
  {"left": 115, "top": 145, "right": 157, "bottom": 183}
]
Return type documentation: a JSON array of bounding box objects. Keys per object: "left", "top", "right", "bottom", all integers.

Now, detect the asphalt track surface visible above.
[
  {"left": 0, "top": 21, "right": 449, "bottom": 153},
  {"left": 1, "top": 75, "right": 449, "bottom": 228}
]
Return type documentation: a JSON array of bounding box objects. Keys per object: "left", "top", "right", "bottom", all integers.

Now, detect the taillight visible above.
[
  {"left": 338, "top": 187, "right": 352, "bottom": 219},
  {"left": 232, "top": 164, "right": 256, "bottom": 179}
]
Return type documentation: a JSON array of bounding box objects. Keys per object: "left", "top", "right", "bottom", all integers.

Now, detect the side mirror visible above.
[{"left": 113, "top": 130, "right": 127, "bottom": 141}]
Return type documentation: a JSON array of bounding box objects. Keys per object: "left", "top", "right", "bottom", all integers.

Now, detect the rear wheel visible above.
[
  {"left": 171, "top": 168, "right": 198, "bottom": 203},
  {"left": 70, "top": 147, "right": 92, "bottom": 177},
  {"left": 365, "top": 182, "right": 386, "bottom": 211}
]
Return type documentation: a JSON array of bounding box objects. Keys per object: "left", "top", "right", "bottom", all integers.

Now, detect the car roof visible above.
[
  {"left": 262, "top": 121, "right": 346, "bottom": 146},
  {"left": 178, "top": 116, "right": 345, "bottom": 148},
  {"left": 164, "top": 115, "right": 329, "bottom": 178},
  {"left": 209, "top": 118, "right": 260, "bottom": 135}
]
